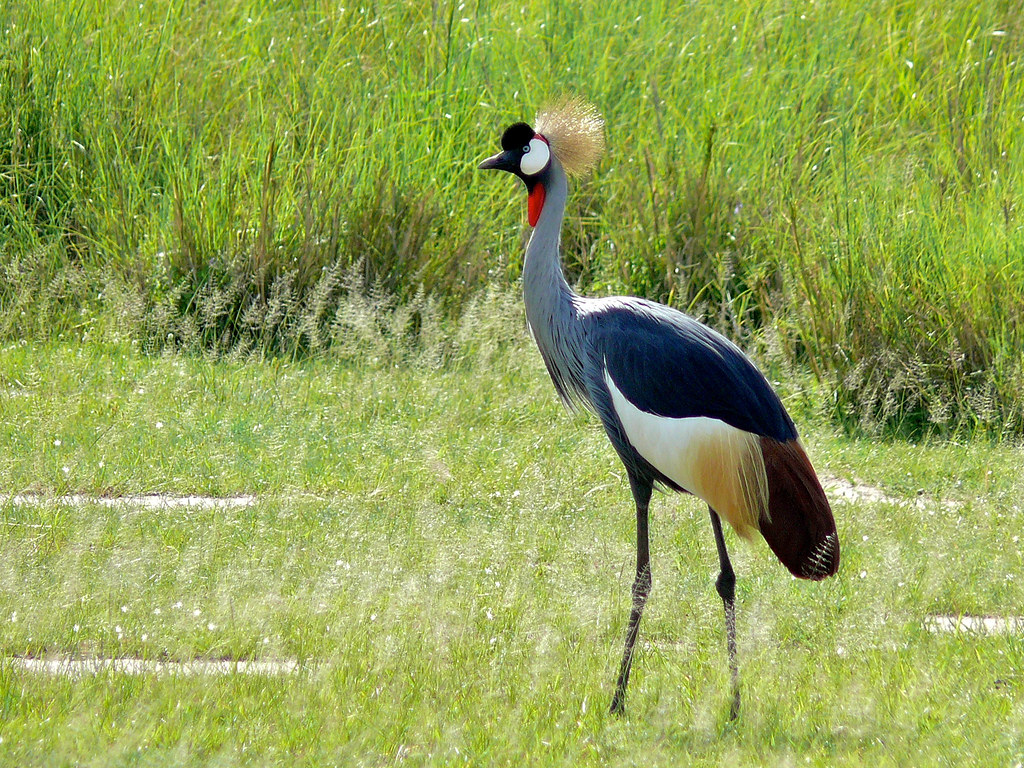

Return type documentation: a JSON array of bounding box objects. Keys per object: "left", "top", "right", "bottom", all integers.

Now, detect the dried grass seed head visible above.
[{"left": 534, "top": 96, "right": 605, "bottom": 177}]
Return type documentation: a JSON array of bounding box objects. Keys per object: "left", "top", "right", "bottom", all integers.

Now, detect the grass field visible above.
[
  {"left": 1, "top": 333, "right": 1022, "bottom": 765},
  {"left": 2, "top": 0, "right": 1024, "bottom": 764}
]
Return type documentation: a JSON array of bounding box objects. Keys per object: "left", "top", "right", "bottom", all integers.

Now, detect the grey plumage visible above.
[{"left": 521, "top": 155, "right": 590, "bottom": 410}]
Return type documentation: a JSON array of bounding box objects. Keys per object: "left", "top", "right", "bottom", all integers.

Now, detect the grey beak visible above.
[{"left": 478, "top": 151, "right": 513, "bottom": 172}]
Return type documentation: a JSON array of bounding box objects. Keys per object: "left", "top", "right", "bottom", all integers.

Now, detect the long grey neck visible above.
[
  {"left": 523, "top": 157, "right": 575, "bottom": 317},
  {"left": 522, "top": 157, "right": 588, "bottom": 407}
]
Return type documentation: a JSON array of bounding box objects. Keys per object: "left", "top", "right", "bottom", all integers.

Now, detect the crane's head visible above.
[{"left": 479, "top": 96, "right": 604, "bottom": 227}]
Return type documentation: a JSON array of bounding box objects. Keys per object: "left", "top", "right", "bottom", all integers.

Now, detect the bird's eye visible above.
[{"left": 519, "top": 137, "right": 550, "bottom": 176}]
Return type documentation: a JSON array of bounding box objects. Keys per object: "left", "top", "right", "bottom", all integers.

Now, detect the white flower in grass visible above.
[
  {"left": 193, "top": 608, "right": 201, "bottom": 617},
  {"left": 155, "top": 421, "right": 164, "bottom": 430},
  {"left": 207, "top": 622, "right": 217, "bottom": 631},
  {"left": 54, "top": 439, "right": 61, "bottom": 447}
]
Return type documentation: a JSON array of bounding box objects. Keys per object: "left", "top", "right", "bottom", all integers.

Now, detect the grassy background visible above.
[
  {"left": 0, "top": 0, "right": 1022, "bottom": 434},
  {"left": 1, "top": 2, "right": 1023, "bottom": 761},
  {"left": 1, "top": 335, "right": 1023, "bottom": 765}
]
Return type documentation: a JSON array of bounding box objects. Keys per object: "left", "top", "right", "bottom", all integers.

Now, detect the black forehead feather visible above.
[{"left": 500, "top": 122, "right": 535, "bottom": 151}]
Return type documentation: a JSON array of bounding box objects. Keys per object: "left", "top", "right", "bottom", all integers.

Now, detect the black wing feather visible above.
[{"left": 584, "top": 299, "right": 797, "bottom": 442}]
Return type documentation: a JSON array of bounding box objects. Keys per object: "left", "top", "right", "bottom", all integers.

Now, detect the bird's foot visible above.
[
  {"left": 609, "top": 692, "right": 626, "bottom": 716},
  {"left": 728, "top": 687, "right": 740, "bottom": 721}
]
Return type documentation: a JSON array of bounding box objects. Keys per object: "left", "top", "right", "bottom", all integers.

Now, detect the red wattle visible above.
[{"left": 528, "top": 183, "right": 545, "bottom": 227}]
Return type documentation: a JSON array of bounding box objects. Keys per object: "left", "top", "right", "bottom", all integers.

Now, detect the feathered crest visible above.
[{"left": 534, "top": 96, "right": 605, "bottom": 177}]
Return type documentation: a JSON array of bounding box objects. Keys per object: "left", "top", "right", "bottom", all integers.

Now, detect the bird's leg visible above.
[
  {"left": 610, "top": 476, "right": 653, "bottom": 715},
  {"left": 709, "top": 506, "right": 740, "bottom": 720}
]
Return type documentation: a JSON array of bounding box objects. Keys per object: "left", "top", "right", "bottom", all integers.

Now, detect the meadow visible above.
[
  {"left": 2, "top": 305, "right": 1024, "bottom": 766},
  {"left": 1, "top": 0, "right": 1024, "bottom": 765},
  {"left": 0, "top": 329, "right": 1019, "bottom": 765}
]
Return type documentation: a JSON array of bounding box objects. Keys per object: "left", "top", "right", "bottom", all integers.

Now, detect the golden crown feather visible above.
[{"left": 534, "top": 96, "right": 605, "bottom": 177}]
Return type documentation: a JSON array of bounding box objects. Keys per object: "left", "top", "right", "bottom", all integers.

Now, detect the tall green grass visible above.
[{"left": 1, "top": 0, "right": 1022, "bottom": 434}]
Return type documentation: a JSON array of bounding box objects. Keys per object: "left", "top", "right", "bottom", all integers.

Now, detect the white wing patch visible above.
[{"left": 603, "top": 365, "right": 767, "bottom": 537}]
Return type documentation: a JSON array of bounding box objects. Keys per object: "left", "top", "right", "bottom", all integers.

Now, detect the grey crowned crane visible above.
[{"left": 479, "top": 97, "right": 840, "bottom": 718}]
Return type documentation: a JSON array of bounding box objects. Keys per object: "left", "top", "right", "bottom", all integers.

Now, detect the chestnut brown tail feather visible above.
[{"left": 757, "top": 437, "right": 839, "bottom": 580}]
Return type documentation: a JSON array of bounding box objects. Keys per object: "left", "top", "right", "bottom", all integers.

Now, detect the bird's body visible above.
[{"left": 480, "top": 97, "right": 839, "bottom": 717}]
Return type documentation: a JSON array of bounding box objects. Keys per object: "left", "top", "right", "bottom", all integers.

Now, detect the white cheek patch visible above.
[{"left": 519, "top": 137, "right": 550, "bottom": 176}]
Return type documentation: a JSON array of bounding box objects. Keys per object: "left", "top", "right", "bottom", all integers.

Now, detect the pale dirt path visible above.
[
  {"left": 3, "top": 493, "right": 256, "bottom": 510},
  {"left": 8, "top": 657, "right": 301, "bottom": 677}
]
